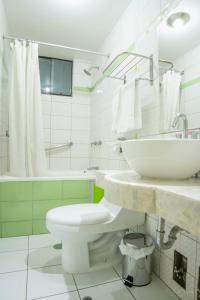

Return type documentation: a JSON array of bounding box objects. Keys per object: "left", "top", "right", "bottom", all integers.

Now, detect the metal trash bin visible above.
[{"left": 119, "top": 233, "right": 154, "bottom": 287}]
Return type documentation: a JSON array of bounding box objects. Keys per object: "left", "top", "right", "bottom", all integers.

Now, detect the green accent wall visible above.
[
  {"left": 94, "top": 185, "right": 104, "bottom": 204},
  {"left": 0, "top": 180, "right": 91, "bottom": 238},
  {"left": 181, "top": 76, "right": 200, "bottom": 90},
  {"left": 73, "top": 86, "right": 92, "bottom": 93}
]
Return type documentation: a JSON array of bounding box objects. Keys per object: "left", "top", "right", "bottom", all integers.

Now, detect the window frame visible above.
[{"left": 39, "top": 56, "right": 73, "bottom": 97}]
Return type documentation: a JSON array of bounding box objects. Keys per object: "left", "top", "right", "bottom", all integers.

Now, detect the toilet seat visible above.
[{"left": 47, "top": 204, "right": 111, "bottom": 226}]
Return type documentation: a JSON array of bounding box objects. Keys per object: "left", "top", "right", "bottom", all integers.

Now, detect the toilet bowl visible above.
[{"left": 46, "top": 198, "right": 144, "bottom": 273}]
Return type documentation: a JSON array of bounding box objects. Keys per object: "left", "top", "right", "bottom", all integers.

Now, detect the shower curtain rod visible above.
[{"left": 3, "top": 35, "right": 110, "bottom": 58}]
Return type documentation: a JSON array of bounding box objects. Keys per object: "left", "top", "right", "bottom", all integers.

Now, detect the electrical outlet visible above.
[
  {"left": 173, "top": 250, "right": 187, "bottom": 289},
  {"left": 197, "top": 267, "right": 200, "bottom": 300}
]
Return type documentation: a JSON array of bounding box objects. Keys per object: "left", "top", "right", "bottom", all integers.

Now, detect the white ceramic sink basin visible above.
[{"left": 122, "top": 139, "right": 200, "bottom": 179}]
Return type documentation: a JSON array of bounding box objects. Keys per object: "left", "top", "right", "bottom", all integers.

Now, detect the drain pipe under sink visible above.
[{"left": 156, "top": 217, "right": 184, "bottom": 250}]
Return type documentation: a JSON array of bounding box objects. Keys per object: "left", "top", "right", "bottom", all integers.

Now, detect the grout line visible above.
[
  {"left": 112, "top": 266, "right": 121, "bottom": 279},
  {"left": 112, "top": 266, "right": 136, "bottom": 300},
  {"left": 0, "top": 248, "right": 29, "bottom": 254},
  {"left": 76, "top": 278, "right": 121, "bottom": 291},
  {"left": 32, "top": 290, "right": 78, "bottom": 300},
  {"left": 72, "top": 274, "right": 81, "bottom": 300},
  {"left": 28, "top": 263, "right": 62, "bottom": 271},
  {"left": 25, "top": 236, "right": 30, "bottom": 300},
  {"left": 153, "top": 273, "right": 181, "bottom": 300},
  {"left": 0, "top": 268, "right": 28, "bottom": 275}
]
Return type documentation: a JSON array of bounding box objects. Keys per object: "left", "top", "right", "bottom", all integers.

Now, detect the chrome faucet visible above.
[{"left": 172, "top": 113, "right": 188, "bottom": 138}]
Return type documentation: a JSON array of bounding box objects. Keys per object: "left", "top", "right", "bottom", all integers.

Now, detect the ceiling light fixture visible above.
[{"left": 167, "top": 12, "right": 190, "bottom": 29}]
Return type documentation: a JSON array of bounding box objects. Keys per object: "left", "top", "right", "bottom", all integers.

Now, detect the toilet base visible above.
[{"left": 61, "top": 231, "right": 124, "bottom": 273}]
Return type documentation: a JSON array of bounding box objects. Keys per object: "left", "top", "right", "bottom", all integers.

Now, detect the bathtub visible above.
[
  {"left": 0, "top": 170, "right": 103, "bottom": 238},
  {"left": 0, "top": 170, "right": 96, "bottom": 182}
]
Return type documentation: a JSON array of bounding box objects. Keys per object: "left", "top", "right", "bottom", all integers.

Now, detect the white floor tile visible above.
[
  {"left": 0, "top": 236, "right": 28, "bottom": 253},
  {"left": 74, "top": 267, "right": 119, "bottom": 289},
  {"left": 28, "top": 246, "right": 61, "bottom": 269},
  {"left": 36, "top": 291, "right": 80, "bottom": 300},
  {"left": 27, "top": 265, "right": 76, "bottom": 300},
  {"left": 129, "top": 275, "right": 179, "bottom": 300},
  {"left": 79, "top": 280, "right": 134, "bottom": 300},
  {"left": 113, "top": 264, "right": 122, "bottom": 278},
  {"left": 0, "top": 270, "right": 27, "bottom": 300},
  {"left": 29, "top": 234, "right": 61, "bottom": 249},
  {"left": 0, "top": 250, "right": 28, "bottom": 273}
]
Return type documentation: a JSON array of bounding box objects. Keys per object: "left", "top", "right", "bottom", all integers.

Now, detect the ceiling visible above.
[
  {"left": 3, "top": 0, "right": 132, "bottom": 60},
  {"left": 159, "top": 0, "right": 200, "bottom": 61}
]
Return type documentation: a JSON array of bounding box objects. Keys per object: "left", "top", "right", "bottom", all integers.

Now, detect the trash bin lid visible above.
[{"left": 123, "top": 233, "right": 153, "bottom": 249}]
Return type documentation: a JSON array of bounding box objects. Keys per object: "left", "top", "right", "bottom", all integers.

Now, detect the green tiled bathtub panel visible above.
[
  {"left": 2, "top": 221, "right": 32, "bottom": 237},
  {"left": 0, "top": 182, "right": 32, "bottom": 201},
  {"left": 33, "top": 220, "right": 49, "bottom": 234},
  {"left": 62, "top": 180, "right": 90, "bottom": 199},
  {"left": 62, "top": 198, "right": 89, "bottom": 205},
  {"left": 0, "top": 201, "right": 32, "bottom": 222},
  {"left": 33, "top": 200, "right": 61, "bottom": 219},
  {"left": 0, "top": 180, "right": 93, "bottom": 237},
  {"left": 33, "top": 181, "right": 62, "bottom": 200}
]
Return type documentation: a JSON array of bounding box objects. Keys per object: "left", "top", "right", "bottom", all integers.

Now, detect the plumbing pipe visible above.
[{"left": 156, "top": 217, "right": 184, "bottom": 250}]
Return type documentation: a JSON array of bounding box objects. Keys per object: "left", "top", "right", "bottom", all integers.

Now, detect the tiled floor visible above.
[{"left": 0, "top": 234, "right": 179, "bottom": 300}]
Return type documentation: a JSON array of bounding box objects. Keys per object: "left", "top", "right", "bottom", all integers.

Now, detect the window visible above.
[{"left": 39, "top": 57, "right": 73, "bottom": 97}]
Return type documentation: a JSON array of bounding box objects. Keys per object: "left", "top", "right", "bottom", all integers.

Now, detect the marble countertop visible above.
[{"left": 96, "top": 170, "right": 200, "bottom": 236}]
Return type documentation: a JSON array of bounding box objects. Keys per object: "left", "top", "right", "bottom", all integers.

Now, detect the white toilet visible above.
[{"left": 46, "top": 198, "right": 144, "bottom": 273}]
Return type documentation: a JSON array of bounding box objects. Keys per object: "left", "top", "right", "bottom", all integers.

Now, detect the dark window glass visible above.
[{"left": 39, "top": 57, "right": 73, "bottom": 97}]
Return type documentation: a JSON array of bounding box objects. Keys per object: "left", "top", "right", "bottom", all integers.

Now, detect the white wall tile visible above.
[
  {"left": 71, "top": 158, "right": 89, "bottom": 170},
  {"left": 43, "top": 115, "right": 51, "bottom": 129},
  {"left": 40, "top": 62, "right": 91, "bottom": 172},
  {"left": 51, "top": 102, "right": 71, "bottom": 117},
  {"left": 71, "top": 130, "right": 90, "bottom": 144},
  {"left": 72, "top": 103, "right": 90, "bottom": 118},
  {"left": 51, "top": 130, "right": 71, "bottom": 144},
  {"left": 71, "top": 143, "right": 90, "bottom": 158},
  {"left": 42, "top": 100, "right": 51, "bottom": 115},
  {"left": 160, "top": 253, "right": 195, "bottom": 300},
  {"left": 50, "top": 157, "right": 70, "bottom": 170},
  {"left": 44, "top": 129, "right": 51, "bottom": 143},
  {"left": 51, "top": 116, "right": 71, "bottom": 130},
  {"left": 72, "top": 117, "right": 90, "bottom": 131},
  {"left": 52, "top": 95, "right": 72, "bottom": 104}
]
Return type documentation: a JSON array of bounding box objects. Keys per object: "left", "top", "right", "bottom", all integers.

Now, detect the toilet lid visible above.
[{"left": 47, "top": 204, "right": 111, "bottom": 225}]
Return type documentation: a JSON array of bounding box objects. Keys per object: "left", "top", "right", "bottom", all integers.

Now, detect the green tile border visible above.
[
  {"left": 73, "top": 86, "right": 92, "bottom": 93},
  {"left": 181, "top": 77, "right": 200, "bottom": 90}
]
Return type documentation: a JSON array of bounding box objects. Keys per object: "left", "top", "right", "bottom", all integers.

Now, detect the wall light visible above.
[{"left": 167, "top": 12, "right": 190, "bottom": 29}]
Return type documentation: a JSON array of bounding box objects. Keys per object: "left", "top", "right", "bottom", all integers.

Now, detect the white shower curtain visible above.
[{"left": 9, "top": 40, "right": 47, "bottom": 176}]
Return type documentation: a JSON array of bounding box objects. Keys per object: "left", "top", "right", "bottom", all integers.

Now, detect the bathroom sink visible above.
[{"left": 121, "top": 139, "right": 200, "bottom": 179}]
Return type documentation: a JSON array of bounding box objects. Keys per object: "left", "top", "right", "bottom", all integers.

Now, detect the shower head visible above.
[
  {"left": 84, "top": 69, "right": 92, "bottom": 76},
  {"left": 83, "top": 66, "right": 99, "bottom": 76}
]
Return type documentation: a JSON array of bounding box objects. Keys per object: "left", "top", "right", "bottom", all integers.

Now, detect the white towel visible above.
[
  {"left": 161, "top": 70, "right": 182, "bottom": 132},
  {"left": 112, "top": 80, "right": 142, "bottom": 134}
]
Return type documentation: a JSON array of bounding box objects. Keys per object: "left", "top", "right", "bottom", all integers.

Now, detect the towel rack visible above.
[
  {"left": 103, "top": 51, "right": 154, "bottom": 85},
  {"left": 159, "top": 58, "right": 184, "bottom": 75}
]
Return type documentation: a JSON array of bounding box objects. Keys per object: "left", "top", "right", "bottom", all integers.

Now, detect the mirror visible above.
[{"left": 158, "top": 0, "right": 200, "bottom": 133}]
